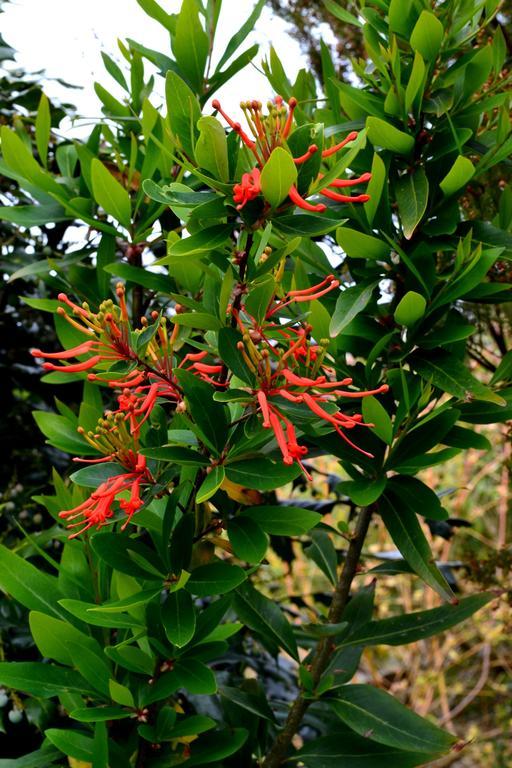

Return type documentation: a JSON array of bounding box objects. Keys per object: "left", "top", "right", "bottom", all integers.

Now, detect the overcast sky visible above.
[{"left": 2, "top": 0, "right": 305, "bottom": 134}]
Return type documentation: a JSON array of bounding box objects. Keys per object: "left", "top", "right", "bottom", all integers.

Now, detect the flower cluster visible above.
[
  {"left": 232, "top": 276, "right": 388, "bottom": 477},
  {"left": 31, "top": 286, "right": 224, "bottom": 440},
  {"left": 213, "top": 96, "right": 371, "bottom": 212}
]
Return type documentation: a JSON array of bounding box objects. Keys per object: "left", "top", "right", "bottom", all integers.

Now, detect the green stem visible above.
[{"left": 261, "top": 505, "right": 374, "bottom": 768}]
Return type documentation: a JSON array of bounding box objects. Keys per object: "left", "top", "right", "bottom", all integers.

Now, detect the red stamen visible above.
[
  {"left": 293, "top": 144, "right": 318, "bottom": 165},
  {"left": 320, "top": 188, "right": 370, "bottom": 204}
]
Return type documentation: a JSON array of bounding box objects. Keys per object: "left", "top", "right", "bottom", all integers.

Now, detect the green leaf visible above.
[
  {"left": 70, "top": 462, "right": 123, "bottom": 488},
  {"left": 439, "top": 156, "right": 475, "bottom": 197},
  {"left": 332, "top": 684, "right": 456, "bottom": 753},
  {"left": 228, "top": 517, "right": 269, "bottom": 563},
  {"left": 339, "top": 592, "right": 493, "bottom": 648},
  {"left": 366, "top": 117, "right": 415, "bottom": 155},
  {"left": 386, "top": 476, "right": 448, "bottom": 522},
  {"left": 260, "top": 147, "right": 297, "bottom": 208},
  {"left": 184, "top": 727, "right": 248, "bottom": 765},
  {"left": 0, "top": 203, "right": 70, "bottom": 227},
  {"left": 195, "top": 116, "right": 229, "bottom": 182},
  {"left": 411, "top": 351, "right": 506, "bottom": 405},
  {"left": 90, "top": 158, "right": 131, "bottom": 229},
  {"left": 167, "top": 223, "right": 231, "bottom": 258},
  {"left": 70, "top": 705, "right": 130, "bottom": 722},
  {"left": 29, "top": 612, "right": 103, "bottom": 667},
  {"left": 165, "top": 70, "right": 202, "bottom": 159},
  {"left": 304, "top": 530, "right": 338, "bottom": 585},
  {"left": 245, "top": 275, "right": 276, "bottom": 324},
  {"left": 380, "top": 494, "right": 454, "bottom": 602},
  {"left": 290, "top": 733, "right": 439, "bottom": 768},
  {"left": 330, "top": 282, "right": 376, "bottom": 337},
  {"left": 172, "top": 0, "right": 208, "bottom": 91},
  {"left": 0, "top": 545, "right": 66, "bottom": 620},
  {"left": 173, "top": 312, "right": 222, "bottom": 330},
  {"left": 240, "top": 505, "right": 321, "bottom": 535},
  {"left": 141, "top": 446, "right": 209, "bottom": 466},
  {"left": 45, "top": 729, "right": 94, "bottom": 762},
  {"left": 395, "top": 169, "right": 428, "bottom": 239},
  {"left": 165, "top": 713, "right": 215, "bottom": 739},
  {"left": 196, "top": 466, "right": 226, "bottom": 503},
  {"left": 221, "top": 684, "right": 276, "bottom": 722},
  {"left": 216, "top": 0, "right": 265, "bottom": 70},
  {"left": 336, "top": 227, "right": 389, "bottom": 260},
  {"left": 35, "top": 93, "right": 51, "bottom": 167},
  {"left": 0, "top": 662, "right": 95, "bottom": 698},
  {"left": 109, "top": 679, "right": 134, "bottom": 707},
  {"left": 88, "top": 588, "right": 161, "bottom": 613},
  {"left": 405, "top": 52, "right": 426, "bottom": 113},
  {"left": 394, "top": 291, "right": 427, "bottom": 326},
  {"left": 186, "top": 562, "right": 247, "bottom": 596},
  {"left": 59, "top": 598, "right": 145, "bottom": 629},
  {"left": 364, "top": 152, "right": 386, "bottom": 227},
  {"left": 162, "top": 589, "right": 196, "bottom": 648},
  {"left": 388, "top": 0, "right": 419, "bottom": 37},
  {"left": 362, "top": 396, "right": 393, "bottom": 444},
  {"left": 234, "top": 582, "right": 298, "bottom": 660},
  {"left": 337, "top": 477, "right": 387, "bottom": 506},
  {"left": 323, "top": 0, "right": 362, "bottom": 27},
  {"left": 102, "top": 261, "right": 171, "bottom": 293},
  {"left": 33, "top": 411, "right": 92, "bottom": 455},
  {"left": 173, "top": 659, "right": 217, "bottom": 694},
  {"left": 175, "top": 368, "right": 229, "bottom": 454},
  {"left": 225, "top": 458, "right": 300, "bottom": 490},
  {"left": 275, "top": 213, "right": 341, "bottom": 236},
  {"left": 410, "top": 11, "right": 444, "bottom": 60}
]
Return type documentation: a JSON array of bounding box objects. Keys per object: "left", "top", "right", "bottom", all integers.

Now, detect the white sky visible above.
[{"left": 1, "top": 0, "right": 304, "bottom": 135}]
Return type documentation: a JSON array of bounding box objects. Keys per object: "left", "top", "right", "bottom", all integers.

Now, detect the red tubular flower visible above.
[
  {"left": 233, "top": 168, "right": 261, "bottom": 210},
  {"left": 60, "top": 453, "right": 152, "bottom": 537},
  {"left": 213, "top": 97, "right": 371, "bottom": 214}
]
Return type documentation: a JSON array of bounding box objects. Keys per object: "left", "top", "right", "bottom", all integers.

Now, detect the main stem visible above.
[{"left": 261, "top": 505, "right": 374, "bottom": 768}]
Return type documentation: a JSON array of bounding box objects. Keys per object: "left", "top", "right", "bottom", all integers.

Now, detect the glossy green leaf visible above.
[
  {"left": 228, "top": 517, "right": 269, "bottom": 563},
  {"left": 225, "top": 458, "right": 300, "bottom": 490},
  {"left": 172, "top": 0, "right": 208, "bottom": 91},
  {"left": 394, "top": 291, "right": 427, "bottom": 326},
  {"left": 333, "top": 684, "right": 456, "bottom": 753},
  {"left": 339, "top": 593, "right": 493, "bottom": 648},
  {"left": 304, "top": 530, "right": 338, "bottom": 585},
  {"left": 364, "top": 152, "right": 386, "bottom": 226},
  {"left": 162, "top": 589, "right": 196, "bottom": 648},
  {"left": 412, "top": 351, "right": 506, "bottom": 405},
  {"left": 45, "top": 730, "right": 94, "bottom": 762},
  {"left": 0, "top": 545, "right": 66, "bottom": 620},
  {"left": 35, "top": 93, "right": 51, "bottom": 167},
  {"left": 196, "top": 466, "right": 226, "bottom": 503},
  {"left": 260, "top": 147, "right": 297, "bottom": 208},
  {"left": 366, "top": 117, "right": 414, "bottom": 155},
  {"left": 362, "top": 396, "right": 393, "bottom": 444},
  {"left": 233, "top": 582, "right": 298, "bottom": 660},
  {"left": 70, "top": 705, "right": 129, "bottom": 722},
  {"left": 330, "top": 281, "right": 376, "bottom": 336},
  {"left": 440, "top": 156, "right": 475, "bottom": 197},
  {"left": 386, "top": 475, "right": 448, "bottom": 522},
  {"left": 165, "top": 70, "right": 202, "bottom": 159},
  {"left": 184, "top": 727, "right": 248, "bottom": 765},
  {"left": 0, "top": 662, "right": 95, "bottom": 698},
  {"left": 186, "top": 562, "right": 246, "bottom": 596},
  {"left": 336, "top": 227, "right": 389, "bottom": 260},
  {"left": 410, "top": 11, "right": 444, "bottom": 60},
  {"left": 337, "top": 477, "right": 387, "bottom": 506},
  {"left": 167, "top": 224, "right": 231, "bottom": 258},
  {"left": 395, "top": 169, "right": 428, "bottom": 239},
  {"left": 240, "top": 505, "right": 321, "bottom": 535},
  {"left": 195, "top": 116, "right": 229, "bottom": 182},
  {"left": 173, "top": 658, "right": 217, "bottom": 694},
  {"left": 290, "top": 733, "right": 439, "bottom": 768},
  {"left": 380, "top": 494, "right": 454, "bottom": 601},
  {"left": 90, "top": 158, "right": 131, "bottom": 229}
]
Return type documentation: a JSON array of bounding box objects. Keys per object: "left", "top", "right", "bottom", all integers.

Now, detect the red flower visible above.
[
  {"left": 212, "top": 97, "right": 371, "bottom": 213},
  {"left": 232, "top": 275, "right": 388, "bottom": 476},
  {"left": 60, "top": 453, "right": 152, "bottom": 537},
  {"left": 233, "top": 168, "right": 261, "bottom": 210}
]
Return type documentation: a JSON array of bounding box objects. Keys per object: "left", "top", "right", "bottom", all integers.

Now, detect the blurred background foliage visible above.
[{"left": 0, "top": 0, "right": 511, "bottom": 765}]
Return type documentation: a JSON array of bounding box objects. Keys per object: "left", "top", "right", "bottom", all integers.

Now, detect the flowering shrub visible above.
[{"left": 0, "top": 0, "right": 511, "bottom": 766}]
